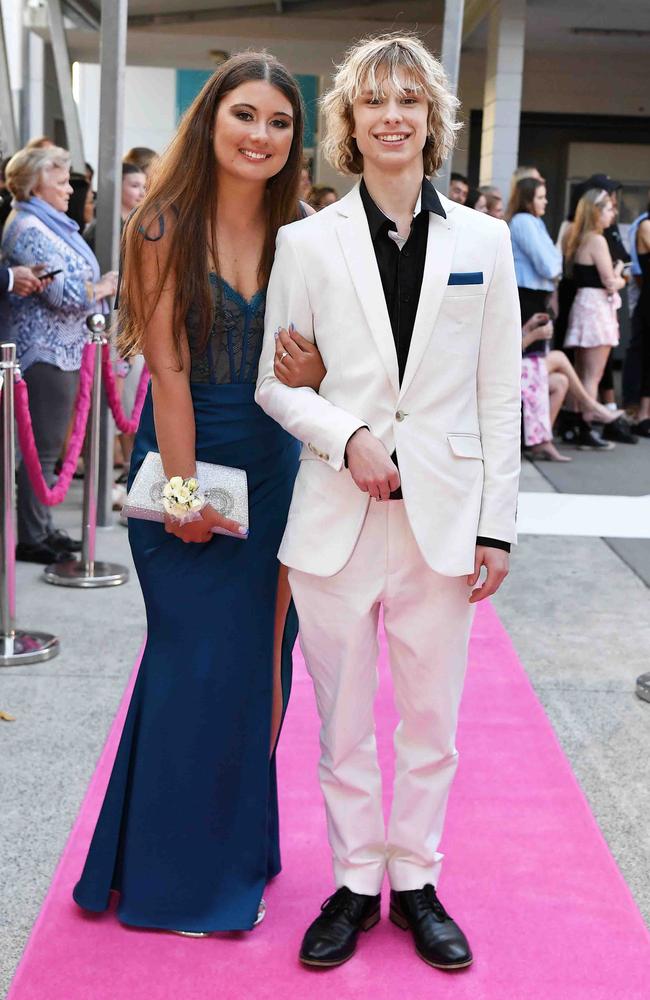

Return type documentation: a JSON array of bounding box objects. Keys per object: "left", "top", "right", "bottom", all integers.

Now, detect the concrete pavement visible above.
[{"left": 1, "top": 450, "right": 649, "bottom": 996}]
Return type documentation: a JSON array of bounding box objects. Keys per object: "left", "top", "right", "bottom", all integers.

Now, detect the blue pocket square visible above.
[{"left": 448, "top": 271, "right": 484, "bottom": 285}]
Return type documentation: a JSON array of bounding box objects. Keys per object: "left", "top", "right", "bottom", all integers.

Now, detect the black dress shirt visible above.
[{"left": 359, "top": 178, "right": 509, "bottom": 553}]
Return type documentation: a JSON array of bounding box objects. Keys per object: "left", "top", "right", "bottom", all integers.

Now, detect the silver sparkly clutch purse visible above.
[{"left": 123, "top": 451, "right": 248, "bottom": 538}]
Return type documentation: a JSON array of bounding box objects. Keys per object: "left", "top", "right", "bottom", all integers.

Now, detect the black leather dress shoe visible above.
[
  {"left": 16, "top": 542, "right": 69, "bottom": 565},
  {"left": 390, "top": 884, "right": 472, "bottom": 970},
  {"left": 299, "top": 887, "right": 381, "bottom": 967},
  {"left": 47, "top": 529, "right": 82, "bottom": 553}
]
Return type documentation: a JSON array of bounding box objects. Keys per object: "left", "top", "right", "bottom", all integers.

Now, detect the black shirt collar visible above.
[{"left": 360, "top": 176, "right": 446, "bottom": 239}]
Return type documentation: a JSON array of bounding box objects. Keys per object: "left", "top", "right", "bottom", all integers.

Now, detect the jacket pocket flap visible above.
[{"left": 447, "top": 434, "right": 483, "bottom": 459}]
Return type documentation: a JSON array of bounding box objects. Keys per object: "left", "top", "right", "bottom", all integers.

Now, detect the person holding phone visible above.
[{"left": 2, "top": 144, "right": 117, "bottom": 564}]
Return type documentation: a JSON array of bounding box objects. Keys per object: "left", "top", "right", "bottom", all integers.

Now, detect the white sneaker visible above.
[{"left": 112, "top": 483, "right": 127, "bottom": 511}]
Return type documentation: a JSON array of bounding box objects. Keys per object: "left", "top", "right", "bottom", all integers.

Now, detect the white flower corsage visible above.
[{"left": 162, "top": 476, "right": 205, "bottom": 524}]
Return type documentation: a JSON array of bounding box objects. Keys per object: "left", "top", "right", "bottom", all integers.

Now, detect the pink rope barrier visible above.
[
  {"left": 13, "top": 343, "right": 95, "bottom": 507},
  {"left": 101, "top": 345, "right": 150, "bottom": 434}
]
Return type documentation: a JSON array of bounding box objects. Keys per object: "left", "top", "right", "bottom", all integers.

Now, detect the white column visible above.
[
  {"left": 438, "top": 0, "right": 465, "bottom": 194},
  {"left": 46, "top": 0, "right": 85, "bottom": 170},
  {"left": 0, "top": 1, "right": 19, "bottom": 151},
  {"left": 479, "top": 0, "right": 526, "bottom": 198}
]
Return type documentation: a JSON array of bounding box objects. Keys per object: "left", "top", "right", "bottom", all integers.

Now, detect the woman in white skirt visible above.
[{"left": 563, "top": 188, "right": 626, "bottom": 402}]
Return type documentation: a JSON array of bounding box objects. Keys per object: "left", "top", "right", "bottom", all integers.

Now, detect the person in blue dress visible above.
[{"left": 73, "top": 53, "right": 325, "bottom": 934}]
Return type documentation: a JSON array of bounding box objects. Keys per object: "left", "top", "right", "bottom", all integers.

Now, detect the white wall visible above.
[
  {"left": 452, "top": 48, "right": 650, "bottom": 183},
  {"left": 76, "top": 64, "right": 177, "bottom": 177},
  {"left": 458, "top": 49, "right": 650, "bottom": 119}
]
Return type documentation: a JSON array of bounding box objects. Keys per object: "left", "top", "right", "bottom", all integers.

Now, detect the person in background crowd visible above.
[
  {"left": 84, "top": 161, "right": 94, "bottom": 187},
  {"left": 507, "top": 176, "right": 562, "bottom": 332},
  {"left": 625, "top": 204, "right": 650, "bottom": 436},
  {"left": 120, "top": 163, "right": 147, "bottom": 218},
  {"left": 466, "top": 188, "right": 488, "bottom": 213},
  {"left": 509, "top": 164, "right": 543, "bottom": 203},
  {"left": 555, "top": 174, "right": 632, "bottom": 422},
  {"left": 622, "top": 198, "right": 650, "bottom": 414},
  {"left": 0, "top": 156, "right": 13, "bottom": 231},
  {"left": 114, "top": 164, "right": 147, "bottom": 486},
  {"left": 66, "top": 173, "right": 93, "bottom": 231},
  {"left": 0, "top": 261, "right": 45, "bottom": 341},
  {"left": 123, "top": 146, "right": 159, "bottom": 180},
  {"left": 2, "top": 145, "right": 117, "bottom": 564},
  {"left": 84, "top": 162, "right": 146, "bottom": 252},
  {"left": 447, "top": 170, "right": 468, "bottom": 204},
  {"left": 562, "top": 188, "right": 632, "bottom": 448},
  {"left": 480, "top": 184, "right": 504, "bottom": 219},
  {"left": 521, "top": 311, "right": 623, "bottom": 461},
  {"left": 84, "top": 162, "right": 147, "bottom": 496},
  {"left": 565, "top": 175, "right": 631, "bottom": 272},
  {"left": 25, "top": 136, "right": 55, "bottom": 150},
  {"left": 298, "top": 157, "right": 312, "bottom": 202},
  {"left": 308, "top": 183, "right": 338, "bottom": 211}
]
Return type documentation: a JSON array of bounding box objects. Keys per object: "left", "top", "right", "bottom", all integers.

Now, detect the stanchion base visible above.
[
  {"left": 43, "top": 559, "right": 129, "bottom": 588},
  {"left": 0, "top": 630, "right": 59, "bottom": 666}
]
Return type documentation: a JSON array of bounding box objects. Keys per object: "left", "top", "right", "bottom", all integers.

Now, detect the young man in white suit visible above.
[{"left": 256, "top": 34, "right": 521, "bottom": 970}]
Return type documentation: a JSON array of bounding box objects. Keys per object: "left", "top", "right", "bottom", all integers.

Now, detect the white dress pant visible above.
[{"left": 289, "top": 500, "right": 475, "bottom": 896}]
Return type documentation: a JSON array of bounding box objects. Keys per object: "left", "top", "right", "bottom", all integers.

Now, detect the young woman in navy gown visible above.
[{"left": 73, "top": 53, "right": 324, "bottom": 933}]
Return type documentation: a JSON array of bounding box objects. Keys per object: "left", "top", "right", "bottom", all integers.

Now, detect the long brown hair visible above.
[
  {"left": 118, "top": 52, "right": 304, "bottom": 360},
  {"left": 505, "top": 177, "right": 544, "bottom": 221},
  {"left": 563, "top": 188, "right": 610, "bottom": 265}
]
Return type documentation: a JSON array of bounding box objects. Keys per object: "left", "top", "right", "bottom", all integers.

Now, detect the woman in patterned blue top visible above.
[
  {"left": 73, "top": 53, "right": 324, "bottom": 934},
  {"left": 2, "top": 146, "right": 117, "bottom": 563}
]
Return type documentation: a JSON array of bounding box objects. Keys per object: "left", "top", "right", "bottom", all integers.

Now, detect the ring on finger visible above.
[{"left": 279, "top": 351, "right": 289, "bottom": 362}]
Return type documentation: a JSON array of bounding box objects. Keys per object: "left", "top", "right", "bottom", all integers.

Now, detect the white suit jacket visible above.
[{"left": 255, "top": 184, "right": 521, "bottom": 578}]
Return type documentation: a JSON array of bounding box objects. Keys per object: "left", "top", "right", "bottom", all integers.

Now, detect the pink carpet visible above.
[{"left": 8, "top": 603, "right": 650, "bottom": 1000}]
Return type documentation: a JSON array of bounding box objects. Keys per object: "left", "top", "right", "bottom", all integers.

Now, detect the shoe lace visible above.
[
  {"left": 320, "top": 887, "right": 356, "bottom": 921},
  {"left": 420, "top": 884, "right": 449, "bottom": 921}
]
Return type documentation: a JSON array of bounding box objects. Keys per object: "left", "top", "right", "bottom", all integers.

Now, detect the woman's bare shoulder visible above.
[{"left": 577, "top": 231, "right": 607, "bottom": 260}]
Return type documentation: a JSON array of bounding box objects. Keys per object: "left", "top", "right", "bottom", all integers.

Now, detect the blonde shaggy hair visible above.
[
  {"left": 563, "top": 188, "right": 611, "bottom": 265},
  {"left": 321, "top": 33, "right": 461, "bottom": 176},
  {"left": 5, "top": 145, "right": 71, "bottom": 201}
]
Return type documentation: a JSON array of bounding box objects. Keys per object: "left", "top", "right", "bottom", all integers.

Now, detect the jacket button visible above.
[{"left": 396, "top": 410, "right": 406, "bottom": 422}]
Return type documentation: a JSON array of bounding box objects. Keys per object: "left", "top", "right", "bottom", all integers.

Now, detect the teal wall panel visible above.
[
  {"left": 176, "top": 69, "right": 319, "bottom": 149},
  {"left": 176, "top": 69, "right": 212, "bottom": 122},
  {"left": 295, "top": 74, "right": 318, "bottom": 150}
]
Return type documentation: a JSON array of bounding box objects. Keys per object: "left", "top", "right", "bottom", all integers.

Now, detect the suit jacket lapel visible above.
[
  {"left": 335, "top": 187, "right": 400, "bottom": 395},
  {"left": 398, "top": 209, "right": 457, "bottom": 401}
]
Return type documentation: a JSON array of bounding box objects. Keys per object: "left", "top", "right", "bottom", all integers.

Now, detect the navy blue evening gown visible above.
[{"left": 73, "top": 273, "right": 300, "bottom": 931}]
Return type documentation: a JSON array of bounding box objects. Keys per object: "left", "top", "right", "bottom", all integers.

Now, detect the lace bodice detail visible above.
[{"left": 187, "top": 274, "right": 266, "bottom": 385}]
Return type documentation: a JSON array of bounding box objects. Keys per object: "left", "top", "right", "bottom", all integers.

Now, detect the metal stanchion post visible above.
[
  {"left": 44, "top": 315, "right": 129, "bottom": 588},
  {"left": 0, "top": 343, "right": 59, "bottom": 665}
]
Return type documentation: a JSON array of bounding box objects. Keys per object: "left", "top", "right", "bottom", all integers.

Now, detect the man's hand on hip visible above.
[
  {"left": 467, "top": 545, "right": 509, "bottom": 604},
  {"left": 345, "top": 428, "right": 400, "bottom": 501}
]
